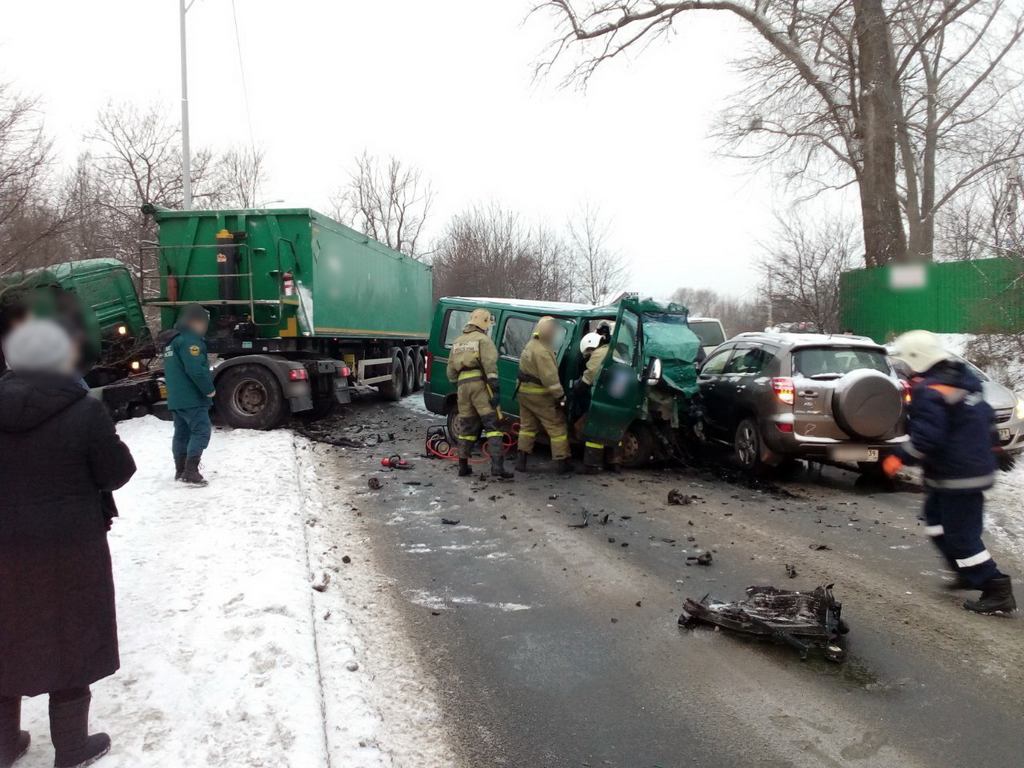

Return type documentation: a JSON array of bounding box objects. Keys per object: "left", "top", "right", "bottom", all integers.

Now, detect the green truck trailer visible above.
[{"left": 141, "top": 205, "right": 433, "bottom": 428}]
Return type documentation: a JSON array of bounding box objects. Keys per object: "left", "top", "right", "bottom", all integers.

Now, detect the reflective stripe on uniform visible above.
[
  {"left": 518, "top": 383, "right": 548, "bottom": 395},
  {"left": 519, "top": 430, "right": 537, "bottom": 438},
  {"left": 924, "top": 473, "right": 995, "bottom": 490},
  {"left": 956, "top": 549, "right": 992, "bottom": 568},
  {"left": 904, "top": 441, "right": 926, "bottom": 460},
  {"left": 484, "top": 430, "right": 504, "bottom": 438},
  {"left": 458, "top": 369, "right": 483, "bottom": 381},
  {"left": 924, "top": 525, "right": 944, "bottom": 537},
  {"left": 585, "top": 441, "right": 604, "bottom": 449},
  {"left": 551, "top": 435, "right": 568, "bottom": 442},
  {"left": 458, "top": 435, "right": 478, "bottom": 442}
]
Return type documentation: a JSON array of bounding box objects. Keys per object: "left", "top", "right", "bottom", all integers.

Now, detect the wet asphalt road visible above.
[{"left": 307, "top": 398, "right": 1024, "bottom": 768}]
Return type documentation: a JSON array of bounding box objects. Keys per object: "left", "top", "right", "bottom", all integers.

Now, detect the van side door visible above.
[{"left": 586, "top": 305, "right": 644, "bottom": 442}]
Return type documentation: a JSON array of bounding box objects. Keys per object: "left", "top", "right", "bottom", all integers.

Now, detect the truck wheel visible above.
[
  {"left": 401, "top": 348, "right": 416, "bottom": 396},
  {"left": 379, "top": 350, "right": 404, "bottom": 402},
  {"left": 412, "top": 347, "right": 425, "bottom": 391},
  {"left": 620, "top": 423, "right": 655, "bottom": 468},
  {"left": 215, "top": 364, "right": 285, "bottom": 430}
]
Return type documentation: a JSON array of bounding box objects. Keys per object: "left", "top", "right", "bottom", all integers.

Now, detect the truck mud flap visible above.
[{"left": 679, "top": 584, "right": 849, "bottom": 662}]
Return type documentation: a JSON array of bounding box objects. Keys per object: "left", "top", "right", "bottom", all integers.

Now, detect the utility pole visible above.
[{"left": 179, "top": 0, "right": 192, "bottom": 210}]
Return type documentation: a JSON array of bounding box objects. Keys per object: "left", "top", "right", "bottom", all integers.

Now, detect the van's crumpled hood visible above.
[{"left": 636, "top": 299, "right": 700, "bottom": 396}]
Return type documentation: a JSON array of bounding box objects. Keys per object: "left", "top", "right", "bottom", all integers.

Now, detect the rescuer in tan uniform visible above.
[
  {"left": 446, "top": 308, "right": 513, "bottom": 479},
  {"left": 576, "top": 331, "right": 623, "bottom": 474},
  {"left": 514, "top": 316, "right": 572, "bottom": 474}
]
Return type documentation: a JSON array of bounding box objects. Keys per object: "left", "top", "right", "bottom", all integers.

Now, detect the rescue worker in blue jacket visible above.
[
  {"left": 885, "top": 330, "right": 1015, "bottom": 614},
  {"left": 159, "top": 304, "right": 215, "bottom": 486}
]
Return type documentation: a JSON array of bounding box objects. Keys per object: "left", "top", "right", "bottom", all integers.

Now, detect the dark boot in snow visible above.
[
  {"left": 490, "top": 456, "right": 514, "bottom": 480},
  {"left": 457, "top": 459, "right": 472, "bottom": 477},
  {"left": 964, "top": 575, "right": 1017, "bottom": 615},
  {"left": 556, "top": 458, "right": 574, "bottom": 474},
  {"left": 515, "top": 452, "right": 528, "bottom": 472},
  {"left": 181, "top": 455, "right": 207, "bottom": 486},
  {"left": 49, "top": 693, "right": 110, "bottom": 768},
  {"left": 173, "top": 455, "right": 186, "bottom": 482},
  {"left": 0, "top": 697, "right": 30, "bottom": 768}
]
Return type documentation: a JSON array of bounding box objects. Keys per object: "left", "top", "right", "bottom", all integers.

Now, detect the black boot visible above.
[
  {"left": 490, "top": 456, "right": 514, "bottom": 480},
  {"left": 515, "top": 452, "right": 528, "bottom": 472},
  {"left": 49, "top": 692, "right": 110, "bottom": 768},
  {"left": 0, "top": 697, "right": 30, "bottom": 768},
  {"left": 964, "top": 575, "right": 1017, "bottom": 614},
  {"left": 173, "top": 455, "right": 186, "bottom": 482},
  {"left": 583, "top": 464, "right": 601, "bottom": 475},
  {"left": 181, "top": 455, "right": 207, "bottom": 486},
  {"left": 556, "top": 458, "right": 574, "bottom": 474},
  {"left": 457, "top": 459, "right": 472, "bottom": 477}
]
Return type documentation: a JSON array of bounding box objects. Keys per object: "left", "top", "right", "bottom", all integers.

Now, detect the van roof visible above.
[{"left": 441, "top": 296, "right": 610, "bottom": 315}]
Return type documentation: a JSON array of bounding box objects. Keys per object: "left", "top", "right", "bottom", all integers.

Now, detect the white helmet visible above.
[
  {"left": 580, "top": 332, "right": 603, "bottom": 354},
  {"left": 890, "top": 330, "right": 951, "bottom": 374}
]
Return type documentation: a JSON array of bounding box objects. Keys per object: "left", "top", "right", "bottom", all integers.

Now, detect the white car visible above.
[{"left": 688, "top": 317, "right": 727, "bottom": 358}]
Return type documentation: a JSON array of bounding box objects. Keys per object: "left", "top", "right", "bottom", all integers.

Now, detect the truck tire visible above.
[
  {"left": 215, "top": 364, "right": 285, "bottom": 430},
  {"left": 379, "top": 349, "right": 404, "bottom": 402},
  {"left": 412, "top": 347, "right": 425, "bottom": 391},
  {"left": 401, "top": 347, "right": 416, "bottom": 396},
  {"left": 621, "top": 423, "right": 655, "bottom": 468},
  {"left": 832, "top": 370, "right": 902, "bottom": 440}
]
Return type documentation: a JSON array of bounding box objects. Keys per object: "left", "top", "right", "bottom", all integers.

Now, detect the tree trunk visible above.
[{"left": 854, "top": 0, "right": 908, "bottom": 266}]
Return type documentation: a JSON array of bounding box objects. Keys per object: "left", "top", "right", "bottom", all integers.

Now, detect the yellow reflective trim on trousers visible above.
[
  {"left": 458, "top": 370, "right": 483, "bottom": 381},
  {"left": 585, "top": 441, "right": 604, "bottom": 449},
  {"left": 484, "top": 431, "right": 504, "bottom": 438},
  {"left": 518, "top": 383, "right": 548, "bottom": 395},
  {"left": 458, "top": 435, "right": 478, "bottom": 442},
  {"left": 519, "top": 430, "right": 537, "bottom": 437},
  {"left": 551, "top": 434, "right": 568, "bottom": 442}
]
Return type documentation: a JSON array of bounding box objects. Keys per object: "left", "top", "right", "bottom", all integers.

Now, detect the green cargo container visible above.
[
  {"left": 840, "top": 258, "right": 1024, "bottom": 343},
  {"left": 146, "top": 207, "right": 432, "bottom": 342}
]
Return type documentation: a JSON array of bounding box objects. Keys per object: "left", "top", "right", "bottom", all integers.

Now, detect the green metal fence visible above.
[{"left": 839, "top": 257, "right": 1024, "bottom": 342}]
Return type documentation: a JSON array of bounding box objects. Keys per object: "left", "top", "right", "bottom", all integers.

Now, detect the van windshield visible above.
[
  {"left": 794, "top": 347, "right": 890, "bottom": 378},
  {"left": 689, "top": 320, "right": 725, "bottom": 347}
]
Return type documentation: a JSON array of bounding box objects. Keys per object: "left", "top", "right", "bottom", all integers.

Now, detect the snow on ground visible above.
[
  {"left": 18, "top": 417, "right": 455, "bottom": 768},
  {"left": 987, "top": 462, "right": 1024, "bottom": 564}
]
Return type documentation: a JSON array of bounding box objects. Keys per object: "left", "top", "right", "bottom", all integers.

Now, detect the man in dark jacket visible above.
[
  {"left": 160, "top": 303, "right": 215, "bottom": 486},
  {"left": 0, "top": 319, "right": 136, "bottom": 768},
  {"left": 886, "top": 330, "right": 1015, "bottom": 615}
]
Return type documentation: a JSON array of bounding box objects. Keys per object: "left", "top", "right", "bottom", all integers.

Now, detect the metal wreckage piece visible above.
[{"left": 679, "top": 584, "right": 850, "bottom": 663}]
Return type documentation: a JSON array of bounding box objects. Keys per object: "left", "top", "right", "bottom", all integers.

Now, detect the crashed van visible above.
[{"left": 423, "top": 296, "right": 702, "bottom": 466}]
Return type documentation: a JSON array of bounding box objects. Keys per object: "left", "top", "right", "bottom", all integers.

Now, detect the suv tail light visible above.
[
  {"left": 899, "top": 379, "right": 912, "bottom": 403},
  {"left": 288, "top": 368, "right": 308, "bottom": 382},
  {"left": 771, "top": 377, "right": 795, "bottom": 405},
  {"left": 338, "top": 366, "right": 351, "bottom": 378},
  {"left": 424, "top": 351, "right": 433, "bottom": 384}
]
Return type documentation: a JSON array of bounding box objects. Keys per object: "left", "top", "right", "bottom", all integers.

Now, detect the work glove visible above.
[
  {"left": 572, "top": 379, "right": 590, "bottom": 397},
  {"left": 881, "top": 454, "right": 903, "bottom": 478},
  {"left": 489, "top": 385, "right": 501, "bottom": 408}
]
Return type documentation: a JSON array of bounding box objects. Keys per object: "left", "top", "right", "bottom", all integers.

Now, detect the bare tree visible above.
[
  {"left": 668, "top": 286, "right": 768, "bottom": 334},
  {"left": 213, "top": 147, "right": 266, "bottom": 208},
  {"left": 431, "top": 204, "right": 574, "bottom": 301},
  {"left": 567, "top": 202, "right": 627, "bottom": 302},
  {"left": 332, "top": 151, "right": 434, "bottom": 259},
  {"left": 758, "top": 213, "right": 861, "bottom": 332},
  {"left": 0, "top": 84, "right": 69, "bottom": 276},
  {"left": 536, "top": 0, "right": 1024, "bottom": 266}
]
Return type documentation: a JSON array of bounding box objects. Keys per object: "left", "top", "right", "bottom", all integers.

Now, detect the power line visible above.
[{"left": 230, "top": 0, "right": 257, "bottom": 157}]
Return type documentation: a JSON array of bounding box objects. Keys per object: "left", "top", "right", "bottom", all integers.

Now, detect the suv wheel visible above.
[{"left": 734, "top": 418, "right": 762, "bottom": 471}]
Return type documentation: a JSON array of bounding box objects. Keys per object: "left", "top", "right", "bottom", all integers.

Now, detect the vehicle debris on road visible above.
[{"left": 679, "top": 585, "right": 849, "bottom": 662}]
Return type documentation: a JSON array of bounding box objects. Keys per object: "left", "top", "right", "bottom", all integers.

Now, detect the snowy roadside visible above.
[{"left": 18, "top": 416, "right": 456, "bottom": 768}]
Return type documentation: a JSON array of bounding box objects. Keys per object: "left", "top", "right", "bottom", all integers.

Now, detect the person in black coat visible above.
[{"left": 0, "top": 319, "right": 137, "bottom": 768}]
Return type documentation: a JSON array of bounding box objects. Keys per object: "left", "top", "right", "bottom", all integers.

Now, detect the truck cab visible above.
[{"left": 424, "top": 296, "right": 701, "bottom": 466}]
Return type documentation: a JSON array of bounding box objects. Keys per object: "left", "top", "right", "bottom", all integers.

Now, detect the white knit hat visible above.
[{"left": 2, "top": 318, "right": 75, "bottom": 373}]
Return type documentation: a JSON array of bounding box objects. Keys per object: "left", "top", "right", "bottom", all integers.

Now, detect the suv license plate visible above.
[
  {"left": 831, "top": 447, "right": 879, "bottom": 462},
  {"left": 999, "top": 428, "right": 1011, "bottom": 442}
]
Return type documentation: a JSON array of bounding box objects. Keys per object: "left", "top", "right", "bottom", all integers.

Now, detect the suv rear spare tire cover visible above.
[{"left": 832, "top": 369, "right": 901, "bottom": 440}]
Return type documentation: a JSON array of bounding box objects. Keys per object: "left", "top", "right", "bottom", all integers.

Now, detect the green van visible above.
[{"left": 423, "top": 296, "right": 702, "bottom": 466}]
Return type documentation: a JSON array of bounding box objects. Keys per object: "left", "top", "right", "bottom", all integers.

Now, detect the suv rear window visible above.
[
  {"left": 793, "top": 347, "right": 890, "bottom": 378},
  {"left": 689, "top": 320, "right": 725, "bottom": 347}
]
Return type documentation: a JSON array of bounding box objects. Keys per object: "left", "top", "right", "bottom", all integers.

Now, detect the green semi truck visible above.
[
  {"left": 141, "top": 205, "right": 433, "bottom": 428},
  {"left": 2, "top": 207, "right": 433, "bottom": 428}
]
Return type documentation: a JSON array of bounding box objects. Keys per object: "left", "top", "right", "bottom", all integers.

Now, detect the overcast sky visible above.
[{"left": 2, "top": 0, "right": 797, "bottom": 299}]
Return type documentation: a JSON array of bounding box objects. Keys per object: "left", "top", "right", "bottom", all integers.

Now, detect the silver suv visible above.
[{"left": 695, "top": 332, "right": 909, "bottom": 472}]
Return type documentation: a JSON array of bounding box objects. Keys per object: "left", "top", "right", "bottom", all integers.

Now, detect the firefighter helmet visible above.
[
  {"left": 890, "top": 330, "right": 952, "bottom": 374},
  {"left": 468, "top": 308, "right": 495, "bottom": 331},
  {"left": 580, "top": 332, "right": 603, "bottom": 355}
]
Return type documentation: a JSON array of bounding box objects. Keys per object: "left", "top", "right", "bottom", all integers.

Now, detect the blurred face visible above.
[{"left": 188, "top": 316, "right": 210, "bottom": 336}]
